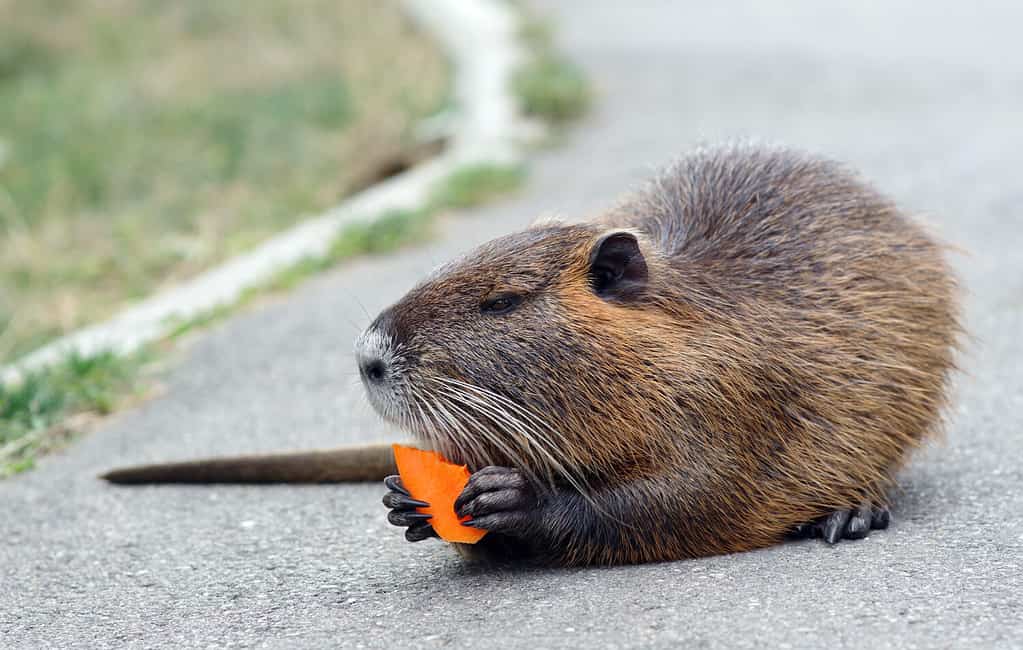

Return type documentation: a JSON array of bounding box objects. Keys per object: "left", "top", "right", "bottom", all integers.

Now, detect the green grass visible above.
[
  {"left": 0, "top": 350, "right": 147, "bottom": 477},
  {"left": 0, "top": 0, "right": 449, "bottom": 365},
  {"left": 513, "top": 16, "right": 591, "bottom": 124},
  {"left": 429, "top": 164, "right": 526, "bottom": 209}
]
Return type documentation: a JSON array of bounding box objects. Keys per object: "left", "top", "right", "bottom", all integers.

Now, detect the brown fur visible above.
[
  {"left": 103, "top": 143, "right": 960, "bottom": 567},
  {"left": 366, "top": 143, "right": 959, "bottom": 565}
]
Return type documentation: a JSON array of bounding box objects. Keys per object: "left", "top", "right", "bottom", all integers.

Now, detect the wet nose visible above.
[{"left": 360, "top": 356, "right": 388, "bottom": 385}]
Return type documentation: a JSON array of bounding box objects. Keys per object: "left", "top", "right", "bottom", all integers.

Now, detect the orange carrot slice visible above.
[{"left": 391, "top": 444, "right": 487, "bottom": 544}]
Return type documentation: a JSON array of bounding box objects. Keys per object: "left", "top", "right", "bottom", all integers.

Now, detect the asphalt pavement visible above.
[{"left": 3, "top": 1, "right": 1021, "bottom": 647}]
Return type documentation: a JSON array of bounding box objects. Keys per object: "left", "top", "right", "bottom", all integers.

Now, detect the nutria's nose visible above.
[
  {"left": 355, "top": 323, "right": 395, "bottom": 387},
  {"left": 360, "top": 357, "right": 388, "bottom": 384}
]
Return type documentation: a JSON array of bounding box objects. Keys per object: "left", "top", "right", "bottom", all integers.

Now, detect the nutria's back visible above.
[{"left": 594, "top": 145, "right": 958, "bottom": 553}]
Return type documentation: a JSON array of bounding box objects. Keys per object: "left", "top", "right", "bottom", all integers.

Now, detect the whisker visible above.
[
  {"left": 432, "top": 391, "right": 496, "bottom": 470},
  {"left": 430, "top": 378, "right": 592, "bottom": 497},
  {"left": 432, "top": 377, "right": 590, "bottom": 492},
  {"left": 434, "top": 389, "right": 545, "bottom": 488},
  {"left": 434, "top": 377, "right": 568, "bottom": 454},
  {"left": 433, "top": 384, "right": 555, "bottom": 488},
  {"left": 414, "top": 387, "right": 458, "bottom": 459}
]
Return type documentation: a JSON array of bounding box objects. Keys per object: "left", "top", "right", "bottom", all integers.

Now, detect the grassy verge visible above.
[
  {"left": 0, "top": 350, "right": 148, "bottom": 476},
  {"left": 513, "top": 16, "right": 591, "bottom": 125},
  {"left": 0, "top": 0, "right": 449, "bottom": 365}
]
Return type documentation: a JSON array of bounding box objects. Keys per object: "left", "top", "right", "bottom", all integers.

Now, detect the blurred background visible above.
[{"left": 0, "top": 0, "right": 448, "bottom": 365}]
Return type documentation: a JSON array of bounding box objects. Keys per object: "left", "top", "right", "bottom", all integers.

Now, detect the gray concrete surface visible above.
[{"left": 3, "top": 1, "right": 1022, "bottom": 647}]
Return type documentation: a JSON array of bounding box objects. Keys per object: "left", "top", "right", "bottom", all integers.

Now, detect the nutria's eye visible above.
[{"left": 480, "top": 293, "right": 523, "bottom": 315}]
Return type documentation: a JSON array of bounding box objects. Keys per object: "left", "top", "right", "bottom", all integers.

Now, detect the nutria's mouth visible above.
[
  {"left": 365, "top": 372, "right": 480, "bottom": 469},
  {"left": 354, "top": 323, "right": 589, "bottom": 494},
  {"left": 353, "top": 326, "right": 464, "bottom": 462}
]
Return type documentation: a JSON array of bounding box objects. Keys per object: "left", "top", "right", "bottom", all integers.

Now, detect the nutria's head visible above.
[{"left": 354, "top": 222, "right": 677, "bottom": 487}]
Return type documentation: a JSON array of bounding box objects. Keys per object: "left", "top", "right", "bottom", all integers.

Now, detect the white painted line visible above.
[{"left": 1, "top": 0, "right": 525, "bottom": 385}]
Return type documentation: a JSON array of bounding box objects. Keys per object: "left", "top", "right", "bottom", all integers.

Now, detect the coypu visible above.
[{"left": 103, "top": 143, "right": 960, "bottom": 567}]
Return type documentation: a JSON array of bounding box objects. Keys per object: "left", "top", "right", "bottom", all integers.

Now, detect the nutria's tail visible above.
[{"left": 100, "top": 443, "right": 398, "bottom": 484}]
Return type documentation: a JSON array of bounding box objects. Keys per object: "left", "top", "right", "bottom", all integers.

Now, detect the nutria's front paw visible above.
[
  {"left": 382, "top": 475, "right": 438, "bottom": 542},
  {"left": 454, "top": 466, "right": 540, "bottom": 536},
  {"left": 790, "top": 502, "right": 890, "bottom": 544}
]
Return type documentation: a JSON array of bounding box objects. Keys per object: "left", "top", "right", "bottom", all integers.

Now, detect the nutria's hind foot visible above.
[
  {"left": 790, "top": 503, "right": 890, "bottom": 544},
  {"left": 383, "top": 475, "right": 438, "bottom": 542}
]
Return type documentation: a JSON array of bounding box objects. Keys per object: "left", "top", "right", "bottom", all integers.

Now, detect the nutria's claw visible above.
[
  {"left": 383, "top": 474, "right": 438, "bottom": 543},
  {"left": 405, "top": 522, "right": 438, "bottom": 542},
  {"left": 454, "top": 466, "right": 537, "bottom": 535},
  {"left": 821, "top": 509, "right": 852, "bottom": 543},
  {"left": 870, "top": 506, "right": 891, "bottom": 529},
  {"left": 387, "top": 510, "right": 432, "bottom": 527},
  {"left": 790, "top": 503, "right": 890, "bottom": 544},
  {"left": 382, "top": 491, "right": 429, "bottom": 510},
  {"left": 384, "top": 475, "right": 408, "bottom": 495}
]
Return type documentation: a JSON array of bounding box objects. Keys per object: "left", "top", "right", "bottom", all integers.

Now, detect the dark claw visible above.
[
  {"left": 455, "top": 488, "right": 527, "bottom": 518},
  {"left": 382, "top": 474, "right": 439, "bottom": 543},
  {"left": 388, "top": 510, "right": 432, "bottom": 527},
  {"left": 454, "top": 466, "right": 527, "bottom": 512},
  {"left": 384, "top": 475, "right": 408, "bottom": 495},
  {"left": 447, "top": 466, "right": 539, "bottom": 537},
  {"left": 405, "top": 522, "right": 438, "bottom": 542},
  {"left": 788, "top": 522, "right": 815, "bottom": 539},
  {"left": 822, "top": 509, "right": 852, "bottom": 544},
  {"left": 382, "top": 491, "right": 429, "bottom": 510},
  {"left": 791, "top": 502, "right": 892, "bottom": 545},
  {"left": 871, "top": 506, "right": 890, "bottom": 530},
  {"left": 464, "top": 511, "right": 530, "bottom": 534},
  {"left": 844, "top": 504, "right": 872, "bottom": 540}
]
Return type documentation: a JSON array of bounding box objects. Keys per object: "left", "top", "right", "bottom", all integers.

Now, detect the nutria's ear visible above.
[{"left": 589, "top": 230, "right": 648, "bottom": 301}]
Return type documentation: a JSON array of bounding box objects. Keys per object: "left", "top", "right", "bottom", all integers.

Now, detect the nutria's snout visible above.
[
  {"left": 354, "top": 321, "right": 406, "bottom": 421},
  {"left": 354, "top": 328, "right": 388, "bottom": 385},
  {"left": 361, "top": 358, "right": 387, "bottom": 385}
]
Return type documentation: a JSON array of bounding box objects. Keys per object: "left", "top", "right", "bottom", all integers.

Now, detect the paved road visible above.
[{"left": 4, "top": 1, "right": 1022, "bottom": 647}]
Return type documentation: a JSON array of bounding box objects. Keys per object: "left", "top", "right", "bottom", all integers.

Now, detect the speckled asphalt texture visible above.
[{"left": 3, "top": 1, "right": 1021, "bottom": 648}]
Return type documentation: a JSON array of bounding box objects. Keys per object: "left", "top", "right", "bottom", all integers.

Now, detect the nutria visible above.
[{"left": 103, "top": 143, "right": 960, "bottom": 567}]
